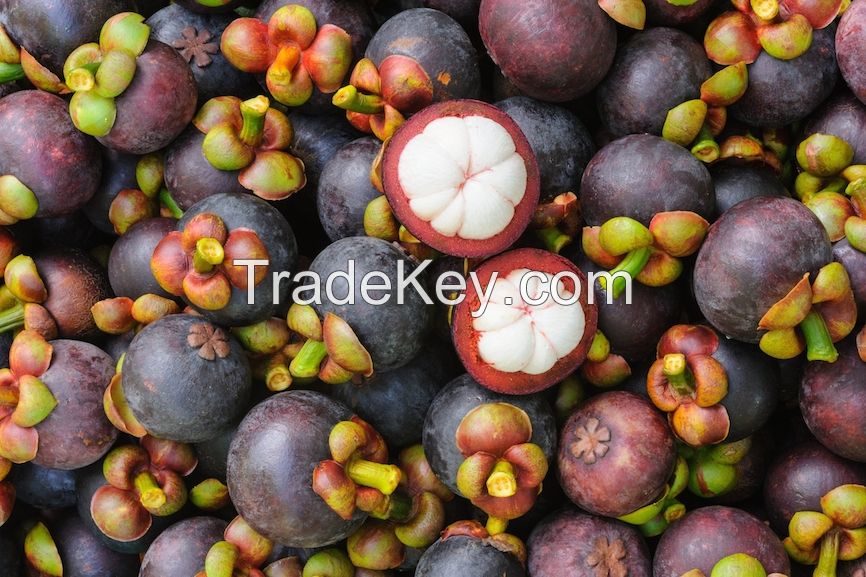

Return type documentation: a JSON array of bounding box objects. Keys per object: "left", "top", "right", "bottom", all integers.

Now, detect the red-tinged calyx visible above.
[
  {"left": 363, "top": 195, "right": 400, "bottom": 242},
  {"left": 104, "top": 367, "right": 148, "bottom": 438},
  {"left": 300, "top": 549, "right": 355, "bottom": 577},
  {"left": 201, "top": 516, "right": 274, "bottom": 577},
  {"left": 704, "top": 12, "right": 762, "bottom": 65},
  {"left": 398, "top": 444, "right": 454, "bottom": 502},
  {"left": 663, "top": 100, "right": 708, "bottom": 148},
  {"left": 0, "top": 23, "right": 69, "bottom": 94},
  {"left": 756, "top": 13, "right": 813, "bottom": 59},
  {"left": 4, "top": 254, "right": 47, "bottom": 304},
  {"left": 24, "top": 522, "right": 63, "bottom": 577},
  {"left": 109, "top": 154, "right": 167, "bottom": 234},
  {"left": 700, "top": 62, "right": 749, "bottom": 107},
  {"left": 221, "top": 5, "right": 351, "bottom": 108},
  {"left": 598, "top": 0, "right": 647, "bottom": 29},
  {"left": 92, "top": 297, "right": 137, "bottom": 334},
  {"left": 440, "top": 520, "right": 528, "bottom": 565},
  {"left": 347, "top": 520, "right": 406, "bottom": 570},
  {"left": 685, "top": 437, "right": 751, "bottom": 498},
  {"left": 798, "top": 133, "right": 855, "bottom": 177},
  {"left": 190, "top": 478, "right": 231, "bottom": 511},
  {"left": 0, "top": 480, "right": 13, "bottom": 527},
  {"left": 233, "top": 317, "right": 291, "bottom": 355},
  {"left": 0, "top": 175, "right": 39, "bottom": 225}
]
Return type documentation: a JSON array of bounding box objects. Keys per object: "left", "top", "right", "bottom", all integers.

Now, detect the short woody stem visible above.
[
  {"left": 239, "top": 95, "right": 269, "bottom": 148},
  {"left": 662, "top": 353, "right": 694, "bottom": 396},
  {"left": 134, "top": 471, "right": 167, "bottom": 510},
  {"left": 814, "top": 530, "right": 840, "bottom": 577},
  {"left": 193, "top": 237, "right": 225, "bottom": 273},
  {"left": 800, "top": 310, "right": 839, "bottom": 363},
  {"left": 289, "top": 339, "right": 328, "bottom": 379},
  {"left": 345, "top": 458, "right": 401, "bottom": 496},
  {"left": 486, "top": 460, "right": 518, "bottom": 498},
  {"left": 332, "top": 85, "right": 385, "bottom": 115}
]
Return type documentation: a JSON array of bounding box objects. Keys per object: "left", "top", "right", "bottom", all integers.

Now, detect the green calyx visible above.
[{"left": 0, "top": 174, "right": 39, "bottom": 223}]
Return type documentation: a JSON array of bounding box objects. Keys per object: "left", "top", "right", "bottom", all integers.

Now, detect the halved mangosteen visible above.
[
  {"left": 451, "top": 248, "right": 597, "bottom": 395},
  {"left": 382, "top": 99, "right": 540, "bottom": 258}
]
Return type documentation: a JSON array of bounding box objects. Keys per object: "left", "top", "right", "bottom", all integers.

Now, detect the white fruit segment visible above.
[
  {"left": 397, "top": 115, "right": 528, "bottom": 240},
  {"left": 474, "top": 269, "right": 586, "bottom": 375}
]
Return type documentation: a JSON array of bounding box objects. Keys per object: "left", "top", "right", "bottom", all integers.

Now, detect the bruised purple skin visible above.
[
  {"left": 806, "top": 93, "right": 866, "bottom": 165},
  {"left": 580, "top": 134, "right": 715, "bottom": 226},
  {"left": 82, "top": 148, "right": 139, "bottom": 234},
  {"left": 97, "top": 40, "right": 198, "bottom": 155},
  {"left": 730, "top": 26, "right": 837, "bottom": 128},
  {"left": 139, "top": 517, "right": 228, "bottom": 577},
  {"left": 837, "top": 0, "right": 866, "bottom": 106},
  {"left": 644, "top": 0, "right": 715, "bottom": 26},
  {"left": 558, "top": 391, "right": 676, "bottom": 518},
  {"left": 597, "top": 28, "right": 711, "bottom": 138},
  {"left": 38, "top": 249, "right": 113, "bottom": 340},
  {"left": 164, "top": 126, "right": 248, "bottom": 210},
  {"left": 710, "top": 162, "right": 789, "bottom": 215},
  {"left": 763, "top": 441, "right": 866, "bottom": 532},
  {"left": 0, "top": 0, "right": 136, "bottom": 76},
  {"left": 527, "top": 509, "right": 651, "bottom": 577},
  {"left": 33, "top": 340, "right": 117, "bottom": 470},
  {"left": 365, "top": 8, "right": 481, "bottom": 102},
  {"left": 834, "top": 239, "right": 866, "bottom": 316},
  {"left": 108, "top": 217, "right": 177, "bottom": 300},
  {"left": 801, "top": 339, "right": 866, "bottom": 462},
  {"left": 227, "top": 390, "right": 366, "bottom": 547},
  {"left": 653, "top": 506, "right": 790, "bottom": 577},
  {"left": 693, "top": 196, "right": 832, "bottom": 343},
  {"left": 0, "top": 90, "right": 103, "bottom": 218},
  {"left": 479, "top": 0, "right": 616, "bottom": 102},
  {"left": 415, "top": 534, "right": 525, "bottom": 577},
  {"left": 317, "top": 137, "right": 382, "bottom": 242},
  {"left": 52, "top": 515, "right": 140, "bottom": 577},
  {"left": 422, "top": 373, "right": 557, "bottom": 495}
]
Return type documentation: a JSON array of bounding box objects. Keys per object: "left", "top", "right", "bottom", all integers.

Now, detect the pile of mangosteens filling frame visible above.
[{"left": 0, "top": 0, "right": 866, "bottom": 575}]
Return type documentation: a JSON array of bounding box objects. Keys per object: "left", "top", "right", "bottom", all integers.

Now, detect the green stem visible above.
[
  {"left": 486, "top": 460, "right": 518, "bottom": 498},
  {"left": 193, "top": 237, "right": 225, "bottom": 273},
  {"left": 486, "top": 516, "right": 508, "bottom": 536},
  {"left": 159, "top": 188, "right": 184, "bottom": 219},
  {"left": 691, "top": 125, "right": 720, "bottom": 164},
  {"left": 238, "top": 95, "right": 269, "bottom": 148},
  {"left": 0, "top": 62, "right": 24, "bottom": 84},
  {"left": 289, "top": 339, "right": 328, "bottom": 379},
  {"left": 536, "top": 226, "right": 571, "bottom": 254},
  {"left": 332, "top": 85, "right": 385, "bottom": 115},
  {"left": 604, "top": 246, "right": 652, "bottom": 299},
  {"left": 814, "top": 531, "right": 839, "bottom": 577},
  {"left": 0, "top": 300, "right": 24, "bottom": 333},
  {"left": 800, "top": 310, "right": 839, "bottom": 362},
  {"left": 662, "top": 353, "right": 694, "bottom": 397},
  {"left": 345, "top": 458, "right": 401, "bottom": 496},
  {"left": 386, "top": 492, "right": 414, "bottom": 523},
  {"left": 134, "top": 471, "right": 167, "bottom": 510}
]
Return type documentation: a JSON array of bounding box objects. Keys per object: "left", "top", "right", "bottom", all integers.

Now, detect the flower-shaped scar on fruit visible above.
[
  {"left": 220, "top": 5, "right": 352, "bottom": 108},
  {"left": 451, "top": 248, "right": 597, "bottom": 395},
  {"left": 382, "top": 99, "right": 541, "bottom": 258}
]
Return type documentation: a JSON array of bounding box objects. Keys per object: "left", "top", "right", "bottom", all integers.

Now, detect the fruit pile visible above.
[{"left": 0, "top": 0, "right": 865, "bottom": 575}]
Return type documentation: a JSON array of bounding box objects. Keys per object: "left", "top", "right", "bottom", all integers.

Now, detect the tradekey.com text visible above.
[{"left": 234, "top": 259, "right": 634, "bottom": 317}]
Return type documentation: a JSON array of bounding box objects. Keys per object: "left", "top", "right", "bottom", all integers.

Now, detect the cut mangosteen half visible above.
[
  {"left": 382, "top": 99, "right": 540, "bottom": 258},
  {"left": 452, "top": 248, "right": 597, "bottom": 394}
]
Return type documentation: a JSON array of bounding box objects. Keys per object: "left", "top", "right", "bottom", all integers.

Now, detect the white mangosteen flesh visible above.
[
  {"left": 396, "top": 115, "right": 528, "bottom": 240},
  {"left": 473, "top": 268, "right": 586, "bottom": 375}
]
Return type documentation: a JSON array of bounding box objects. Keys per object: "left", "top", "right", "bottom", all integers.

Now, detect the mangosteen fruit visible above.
[
  {"left": 8, "top": 462, "right": 76, "bottom": 509},
  {"left": 415, "top": 521, "right": 526, "bottom": 576},
  {"left": 806, "top": 93, "right": 866, "bottom": 164},
  {"left": 837, "top": 0, "right": 866, "bottom": 106},
  {"left": 710, "top": 162, "right": 789, "bottom": 214},
  {"left": 833, "top": 239, "right": 866, "bottom": 316},
  {"left": 139, "top": 516, "right": 227, "bottom": 577},
  {"left": 46, "top": 515, "right": 140, "bottom": 577}
]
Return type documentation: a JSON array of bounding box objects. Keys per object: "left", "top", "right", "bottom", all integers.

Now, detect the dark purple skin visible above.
[
  {"left": 108, "top": 217, "right": 177, "bottom": 300},
  {"left": 178, "top": 192, "right": 298, "bottom": 326},
  {"left": 833, "top": 238, "right": 866, "bottom": 316},
  {"left": 308, "top": 236, "right": 431, "bottom": 372},
  {"left": 316, "top": 137, "right": 382, "bottom": 242},
  {"left": 82, "top": 147, "right": 139, "bottom": 234},
  {"left": 423, "top": 0, "right": 481, "bottom": 31},
  {"left": 597, "top": 27, "right": 711, "bottom": 138},
  {"left": 558, "top": 391, "right": 676, "bottom": 518},
  {"left": 693, "top": 196, "right": 832, "bottom": 343},
  {"left": 527, "top": 509, "right": 651, "bottom": 577},
  {"left": 496, "top": 96, "right": 595, "bottom": 202},
  {"left": 331, "top": 339, "right": 461, "bottom": 449},
  {"left": 51, "top": 515, "right": 140, "bottom": 577},
  {"left": 644, "top": 0, "right": 716, "bottom": 26},
  {"left": 837, "top": 0, "right": 866, "bottom": 106},
  {"left": 194, "top": 423, "right": 236, "bottom": 481},
  {"left": 139, "top": 517, "right": 227, "bottom": 577},
  {"left": 580, "top": 134, "right": 715, "bottom": 226},
  {"left": 9, "top": 462, "right": 76, "bottom": 509},
  {"left": 227, "top": 390, "right": 366, "bottom": 547},
  {"left": 11, "top": 210, "right": 108, "bottom": 252},
  {"left": 163, "top": 126, "right": 248, "bottom": 210},
  {"left": 800, "top": 338, "right": 866, "bottom": 462},
  {"left": 365, "top": 8, "right": 481, "bottom": 102},
  {"left": 710, "top": 162, "right": 789, "bottom": 214},
  {"left": 34, "top": 249, "right": 113, "bottom": 341},
  {"left": 0, "top": 0, "right": 137, "bottom": 76},
  {"left": 478, "top": 0, "right": 616, "bottom": 102},
  {"left": 415, "top": 534, "right": 525, "bottom": 577},
  {"left": 97, "top": 40, "right": 198, "bottom": 155},
  {"left": 806, "top": 92, "right": 866, "bottom": 164},
  {"left": 0, "top": 90, "right": 103, "bottom": 218},
  {"left": 122, "top": 314, "right": 252, "bottom": 443},
  {"left": 422, "top": 373, "right": 557, "bottom": 495},
  {"left": 653, "top": 506, "right": 791, "bottom": 577},
  {"left": 148, "top": 4, "right": 258, "bottom": 104},
  {"left": 764, "top": 440, "right": 866, "bottom": 532},
  {"left": 730, "top": 26, "right": 838, "bottom": 127},
  {"left": 33, "top": 340, "right": 117, "bottom": 470}
]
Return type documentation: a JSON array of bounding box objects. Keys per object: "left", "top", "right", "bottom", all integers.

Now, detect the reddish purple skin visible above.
[
  {"left": 139, "top": 517, "right": 227, "bottom": 577},
  {"left": 644, "top": 0, "right": 715, "bottom": 26},
  {"left": 479, "top": 0, "right": 616, "bottom": 102},
  {"left": 653, "top": 506, "right": 791, "bottom": 577},
  {"left": 801, "top": 339, "right": 866, "bottom": 463},
  {"left": 33, "top": 339, "right": 117, "bottom": 470},
  {"left": 764, "top": 440, "right": 866, "bottom": 532},
  {"left": 98, "top": 40, "right": 198, "bottom": 155},
  {"left": 558, "top": 391, "right": 676, "bottom": 518},
  {"left": 806, "top": 93, "right": 866, "bottom": 164},
  {"left": 837, "top": 0, "right": 866, "bottom": 106},
  {"left": 0, "top": 90, "right": 102, "bottom": 217},
  {"left": 833, "top": 239, "right": 866, "bottom": 316},
  {"left": 527, "top": 509, "right": 651, "bottom": 577},
  {"left": 693, "top": 196, "right": 832, "bottom": 343}
]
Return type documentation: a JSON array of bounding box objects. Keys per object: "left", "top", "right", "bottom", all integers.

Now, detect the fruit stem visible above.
[
  {"left": 345, "top": 458, "right": 402, "bottom": 496},
  {"left": 193, "top": 237, "right": 225, "bottom": 273},
  {"left": 239, "top": 95, "right": 269, "bottom": 148},
  {"left": 486, "top": 516, "right": 508, "bottom": 536},
  {"left": 134, "top": 471, "right": 167, "bottom": 510},
  {"left": 604, "top": 246, "right": 652, "bottom": 299},
  {"left": 159, "top": 188, "right": 184, "bottom": 219},
  {"left": 691, "top": 125, "right": 720, "bottom": 164},
  {"left": 662, "top": 353, "right": 694, "bottom": 396},
  {"left": 486, "top": 460, "right": 518, "bottom": 498},
  {"left": 536, "top": 226, "right": 572, "bottom": 254},
  {"left": 800, "top": 310, "right": 839, "bottom": 363},
  {"left": 66, "top": 65, "right": 99, "bottom": 92},
  {"left": 814, "top": 530, "right": 840, "bottom": 577},
  {"left": 0, "top": 62, "right": 24, "bottom": 84},
  {"left": 0, "top": 300, "right": 24, "bottom": 334},
  {"left": 332, "top": 85, "right": 385, "bottom": 115},
  {"left": 289, "top": 339, "right": 328, "bottom": 379},
  {"left": 386, "top": 491, "right": 414, "bottom": 523}
]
